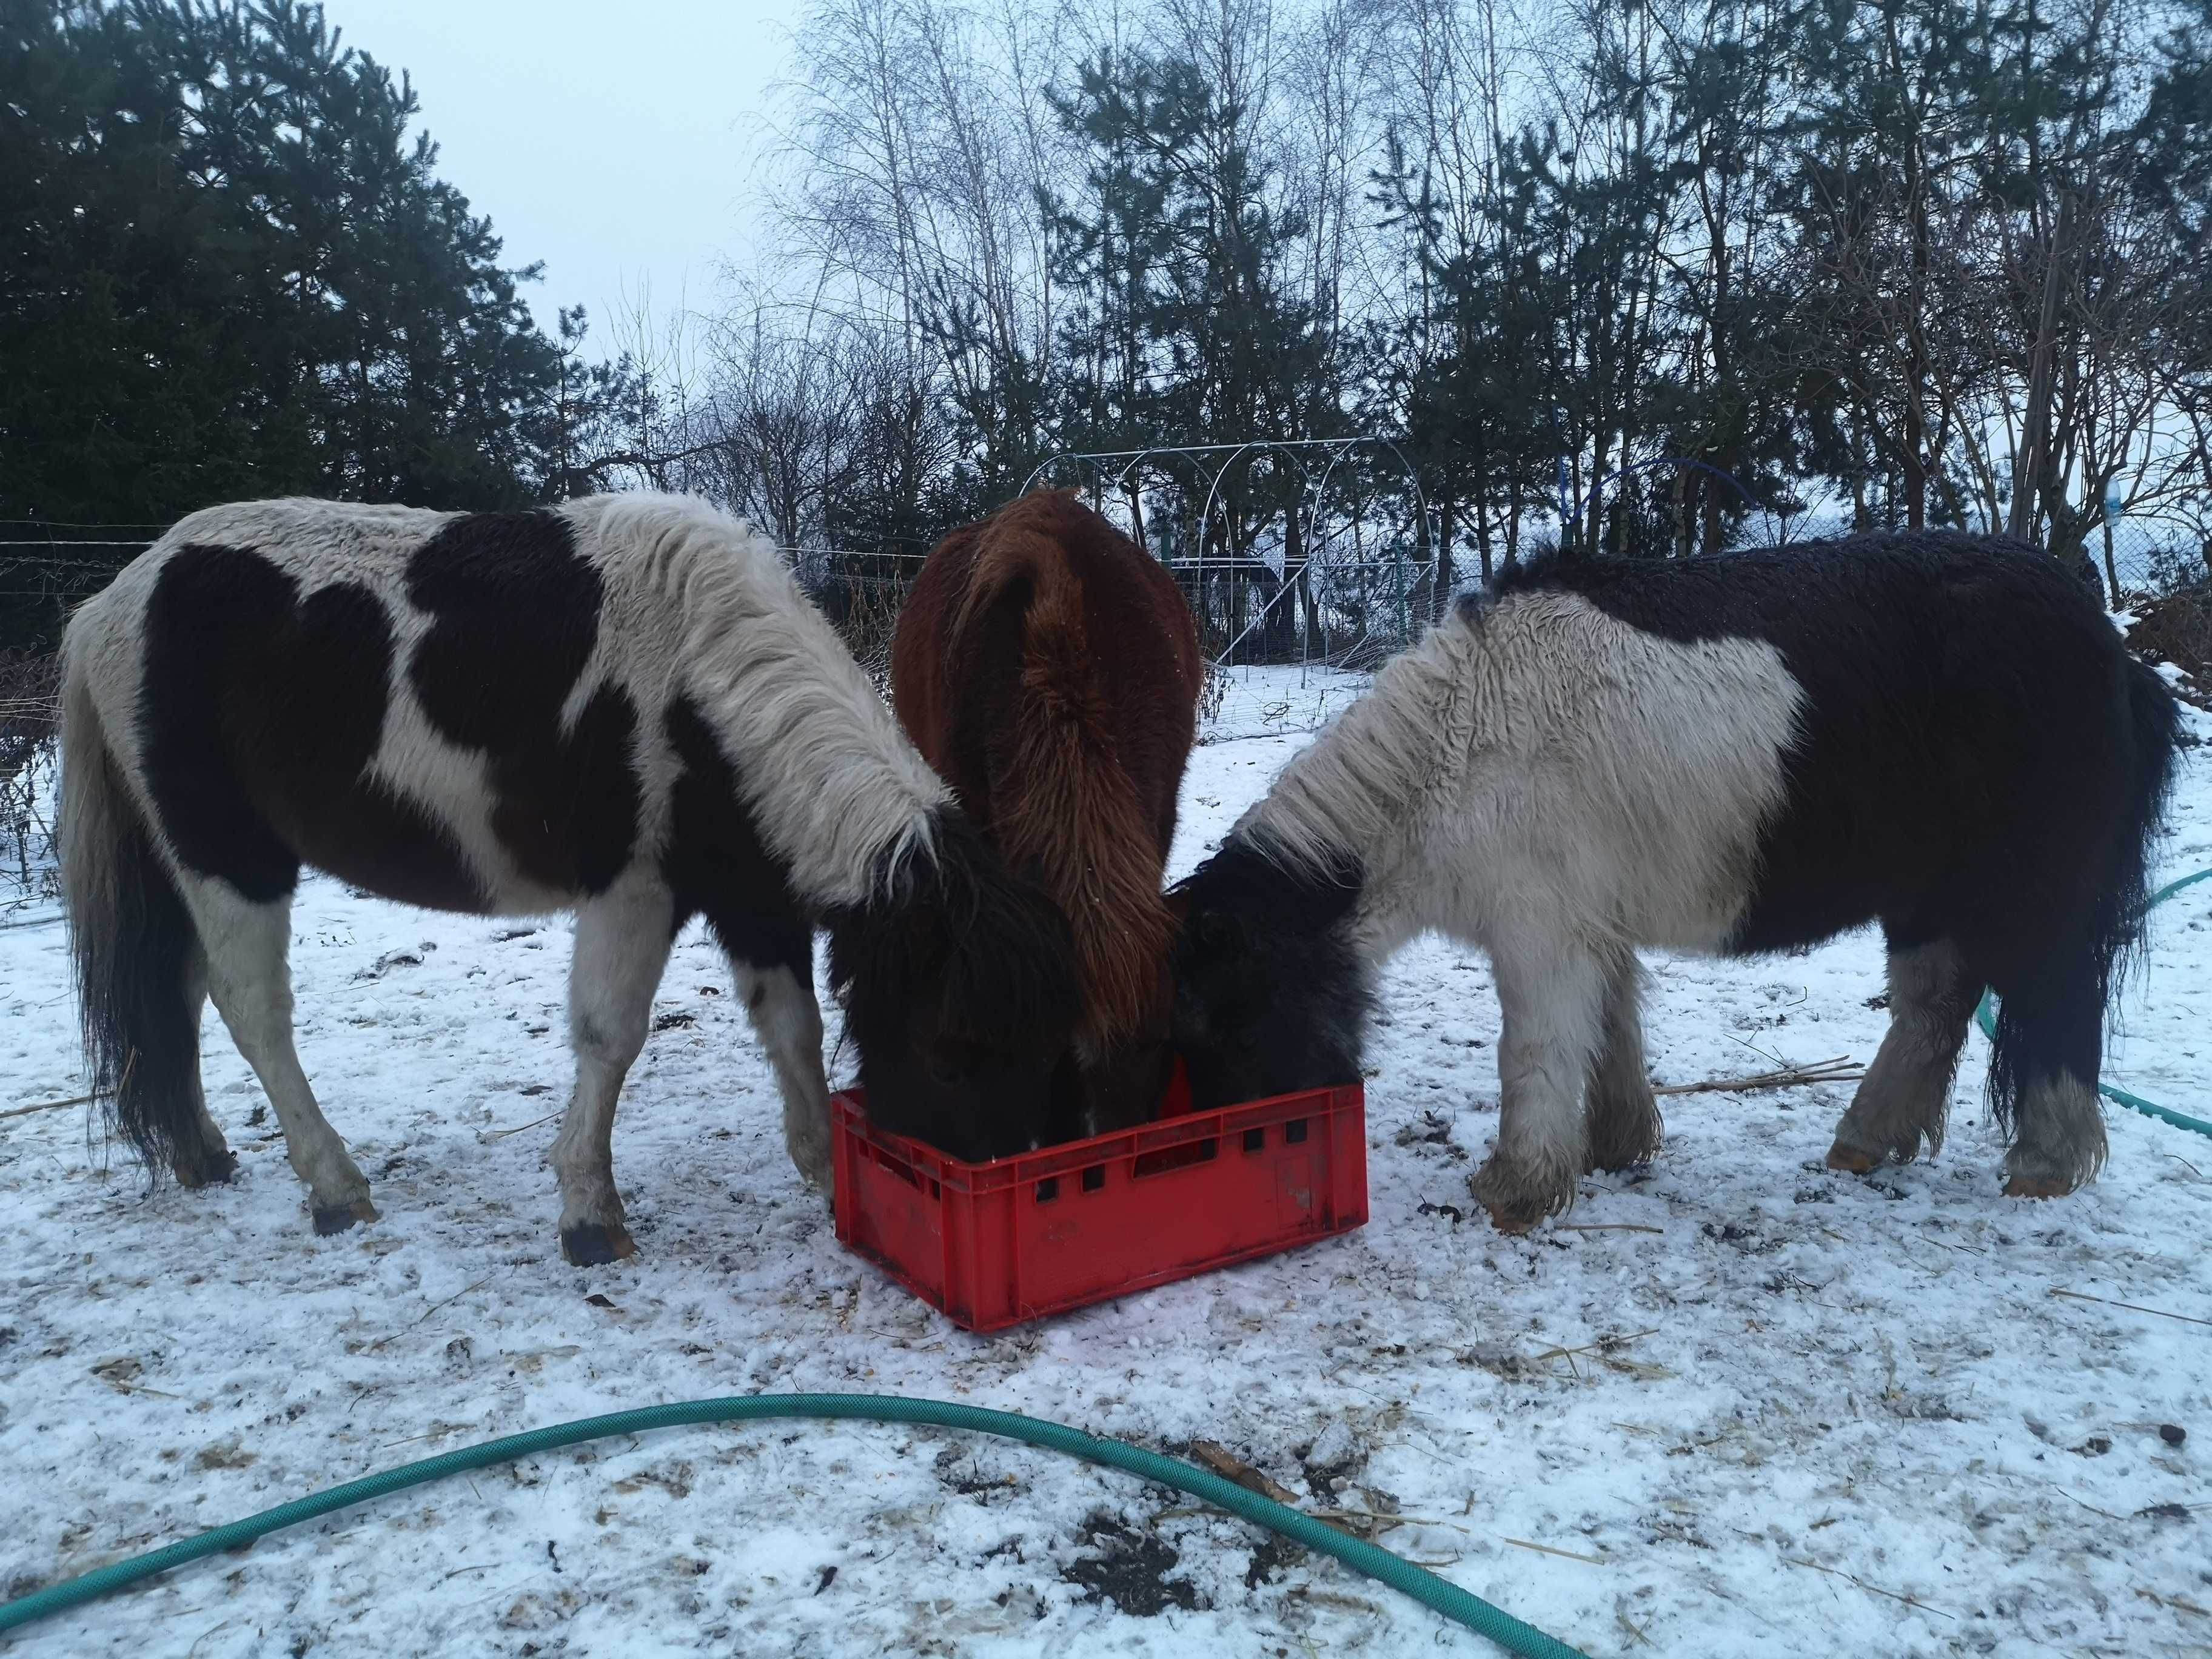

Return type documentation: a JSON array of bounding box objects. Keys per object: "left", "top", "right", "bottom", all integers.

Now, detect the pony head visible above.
[
  {"left": 828, "top": 810, "right": 1084, "bottom": 1161},
  {"left": 1168, "top": 838, "right": 1373, "bottom": 1110}
]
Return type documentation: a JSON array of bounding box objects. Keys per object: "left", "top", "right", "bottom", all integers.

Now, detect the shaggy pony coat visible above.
[
  {"left": 59, "top": 493, "right": 1077, "bottom": 1262},
  {"left": 883, "top": 490, "right": 1203, "bottom": 1143},
  {"left": 1168, "top": 532, "right": 2181, "bottom": 1228}
]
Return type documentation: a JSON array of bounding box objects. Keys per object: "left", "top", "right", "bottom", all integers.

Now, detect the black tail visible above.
[
  {"left": 2104, "top": 658, "right": 2185, "bottom": 993},
  {"left": 1986, "top": 655, "right": 2182, "bottom": 1127},
  {"left": 59, "top": 654, "right": 213, "bottom": 1184}
]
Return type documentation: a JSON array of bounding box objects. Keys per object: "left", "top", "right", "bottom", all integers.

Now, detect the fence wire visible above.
[{"left": 4, "top": 508, "right": 2204, "bottom": 914}]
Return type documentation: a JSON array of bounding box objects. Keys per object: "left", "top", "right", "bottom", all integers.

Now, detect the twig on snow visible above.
[
  {"left": 1553, "top": 1222, "right": 1664, "bottom": 1235},
  {"left": 367, "top": 1277, "right": 493, "bottom": 1352},
  {"left": 2137, "top": 1588, "right": 2212, "bottom": 1619},
  {"left": 1501, "top": 1537, "right": 1608, "bottom": 1566},
  {"left": 2049, "top": 1287, "right": 2212, "bottom": 1329},
  {"left": 481, "top": 1110, "right": 564, "bottom": 1143},
  {"left": 0, "top": 1090, "right": 94, "bottom": 1120},
  {"left": 1652, "top": 1057, "right": 1863, "bottom": 1096},
  {"left": 2060, "top": 1490, "right": 2127, "bottom": 1522},
  {"left": 1785, "top": 1557, "right": 1952, "bottom": 1619}
]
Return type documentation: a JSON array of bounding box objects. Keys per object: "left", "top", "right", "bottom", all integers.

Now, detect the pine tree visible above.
[{"left": 1, "top": 0, "right": 574, "bottom": 601}]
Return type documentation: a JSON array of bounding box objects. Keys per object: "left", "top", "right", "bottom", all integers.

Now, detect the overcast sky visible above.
[{"left": 341, "top": 0, "right": 808, "bottom": 340}]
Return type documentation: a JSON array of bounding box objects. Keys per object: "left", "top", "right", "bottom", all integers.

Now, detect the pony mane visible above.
[
  {"left": 573, "top": 492, "right": 952, "bottom": 911},
  {"left": 1234, "top": 606, "right": 1486, "bottom": 891},
  {"left": 948, "top": 491, "right": 1179, "bottom": 1051}
]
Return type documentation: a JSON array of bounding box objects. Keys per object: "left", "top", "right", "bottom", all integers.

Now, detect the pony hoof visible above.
[
  {"left": 2003, "top": 1173, "right": 2075, "bottom": 1199},
  {"left": 1469, "top": 1164, "right": 1564, "bottom": 1233},
  {"left": 1481, "top": 1201, "right": 1544, "bottom": 1235},
  {"left": 562, "top": 1224, "right": 637, "bottom": 1265},
  {"left": 1583, "top": 1145, "right": 1657, "bottom": 1176},
  {"left": 1824, "top": 1142, "right": 1880, "bottom": 1175},
  {"left": 312, "top": 1197, "right": 380, "bottom": 1235},
  {"left": 176, "top": 1148, "right": 240, "bottom": 1188}
]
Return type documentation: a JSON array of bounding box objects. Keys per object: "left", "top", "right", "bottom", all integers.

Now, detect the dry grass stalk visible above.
[{"left": 1530, "top": 1328, "right": 1662, "bottom": 1381}]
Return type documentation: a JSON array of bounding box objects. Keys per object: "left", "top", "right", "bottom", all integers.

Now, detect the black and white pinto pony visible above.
[
  {"left": 1169, "top": 532, "right": 2182, "bottom": 1230},
  {"left": 59, "top": 495, "right": 1079, "bottom": 1263}
]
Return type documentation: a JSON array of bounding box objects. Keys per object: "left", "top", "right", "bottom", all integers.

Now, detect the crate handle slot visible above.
[
  {"left": 1284, "top": 1118, "right": 1309, "bottom": 1145},
  {"left": 1034, "top": 1176, "right": 1059, "bottom": 1203},
  {"left": 1242, "top": 1127, "right": 1266, "bottom": 1152},
  {"left": 1081, "top": 1165, "right": 1106, "bottom": 1193},
  {"left": 1130, "top": 1137, "right": 1218, "bottom": 1180},
  {"left": 871, "top": 1144, "right": 922, "bottom": 1188}
]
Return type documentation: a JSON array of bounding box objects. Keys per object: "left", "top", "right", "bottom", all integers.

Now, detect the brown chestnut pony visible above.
[{"left": 888, "top": 489, "right": 1204, "bottom": 1148}]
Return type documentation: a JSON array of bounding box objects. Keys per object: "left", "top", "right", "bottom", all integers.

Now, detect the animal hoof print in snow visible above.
[
  {"left": 312, "top": 1197, "right": 380, "bottom": 1235},
  {"left": 561, "top": 1223, "right": 637, "bottom": 1265},
  {"left": 1823, "top": 1142, "right": 1880, "bottom": 1175}
]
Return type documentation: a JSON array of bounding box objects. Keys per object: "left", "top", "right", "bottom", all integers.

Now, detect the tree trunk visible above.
[{"left": 2011, "top": 195, "right": 2071, "bottom": 542}]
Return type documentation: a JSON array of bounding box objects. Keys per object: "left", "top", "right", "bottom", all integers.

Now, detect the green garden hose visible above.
[
  {"left": 1973, "top": 868, "right": 2212, "bottom": 1139},
  {"left": 0, "top": 1393, "right": 1590, "bottom": 1658}
]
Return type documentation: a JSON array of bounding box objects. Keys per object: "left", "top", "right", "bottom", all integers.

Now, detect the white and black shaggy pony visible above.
[
  {"left": 59, "top": 494, "right": 1079, "bottom": 1264},
  {"left": 1169, "top": 532, "right": 2182, "bottom": 1230}
]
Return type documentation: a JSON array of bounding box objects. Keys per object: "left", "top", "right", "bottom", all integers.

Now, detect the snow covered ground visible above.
[{"left": 3, "top": 664, "right": 2210, "bottom": 1659}]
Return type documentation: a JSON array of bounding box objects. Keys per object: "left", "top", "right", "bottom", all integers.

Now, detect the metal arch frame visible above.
[{"left": 1020, "top": 437, "right": 1440, "bottom": 666}]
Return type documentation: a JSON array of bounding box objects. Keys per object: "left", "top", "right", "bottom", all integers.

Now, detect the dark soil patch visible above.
[{"left": 1060, "top": 1512, "right": 1202, "bottom": 1616}]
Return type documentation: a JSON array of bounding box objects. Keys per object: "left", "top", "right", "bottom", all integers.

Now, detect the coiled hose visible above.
[{"left": 0, "top": 1393, "right": 1590, "bottom": 1657}]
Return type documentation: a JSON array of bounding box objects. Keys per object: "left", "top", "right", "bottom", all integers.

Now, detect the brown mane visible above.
[{"left": 892, "top": 489, "right": 1202, "bottom": 1092}]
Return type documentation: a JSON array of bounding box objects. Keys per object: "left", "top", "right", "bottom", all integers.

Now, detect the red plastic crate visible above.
[{"left": 831, "top": 1072, "right": 1368, "bottom": 1333}]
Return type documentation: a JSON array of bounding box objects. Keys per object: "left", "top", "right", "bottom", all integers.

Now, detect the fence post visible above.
[{"left": 1392, "top": 534, "right": 1410, "bottom": 652}]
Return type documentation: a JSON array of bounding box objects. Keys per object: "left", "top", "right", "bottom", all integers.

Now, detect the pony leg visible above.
[
  {"left": 1583, "top": 951, "right": 1661, "bottom": 1173},
  {"left": 182, "top": 879, "right": 374, "bottom": 1233},
  {"left": 729, "top": 957, "right": 833, "bottom": 1198},
  {"left": 1470, "top": 933, "right": 1609, "bottom": 1231},
  {"left": 551, "top": 873, "right": 674, "bottom": 1264},
  {"left": 173, "top": 947, "right": 239, "bottom": 1187},
  {"left": 1989, "top": 943, "right": 2109, "bottom": 1198},
  {"left": 1826, "top": 938, "right": 1977, "bottom": 1173}
]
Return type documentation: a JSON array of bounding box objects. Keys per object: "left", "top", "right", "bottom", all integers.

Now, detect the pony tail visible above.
[
  {"left": 2105, "top": 657, "right": 2185, "bottom": 996},
  {"left": 954, "top": 494, "right": 1178, "bottom": 1050},
  {"left": 59, "top": 651, "right": 212, "bottom": 1184}
]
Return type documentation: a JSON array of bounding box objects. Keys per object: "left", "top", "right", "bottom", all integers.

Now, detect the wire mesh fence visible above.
[
  {"left": 0, "top": 649, "right": 61, "bottom": 918},
  {"left": 3, "top": 498, "right": 2204, "bottom": 913}
]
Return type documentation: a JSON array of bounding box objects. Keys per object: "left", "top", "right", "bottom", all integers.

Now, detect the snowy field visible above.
[{"left": 3, "top": 663, "right": 2210, "bottom": 1658}]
